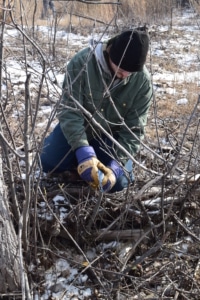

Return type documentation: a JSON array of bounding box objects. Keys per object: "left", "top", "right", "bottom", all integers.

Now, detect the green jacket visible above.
[{"left": 57, "top": 40, "right": 153, "bottom": 163}]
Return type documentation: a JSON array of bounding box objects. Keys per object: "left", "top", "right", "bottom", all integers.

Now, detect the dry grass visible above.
[
  {"left": 3, "top": 0, "right": 197, "bottom": 28},
  {"left": 1, "top": 0, "right": 118, "bottom": 27}
]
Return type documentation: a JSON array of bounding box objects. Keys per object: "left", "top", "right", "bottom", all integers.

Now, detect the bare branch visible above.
[{"left": 53, "top": 0, "right": 121, "bottom": 4}]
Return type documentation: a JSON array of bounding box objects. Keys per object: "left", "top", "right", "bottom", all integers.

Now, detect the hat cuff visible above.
[
  {"left": 122, "top": 64, "right": 144, "bottom": 72},
  {"left": 110, "top": 54, "right": 145, "bottom": 72},
  {"left": 114, "top": 60, "right": 144, "bottom": 72}
]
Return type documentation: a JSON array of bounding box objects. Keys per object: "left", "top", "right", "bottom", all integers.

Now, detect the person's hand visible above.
[
  {"left": 97, "top": 159, "right": 127, "bottom": 192},
  {"left": 97, "top": 161, "right": 116, "bottom": 192},
  {"left": 75, "top": 146, "right": 102, "bottom": 189},
  {"left": 76, "top": 147, "right": 130, "bottom": 192},
  {"left": 98, "top": 159, "right": 134, "bottom": 193},
  {"left": 103, "top": 160, "right": 125, "bottom": 192}
]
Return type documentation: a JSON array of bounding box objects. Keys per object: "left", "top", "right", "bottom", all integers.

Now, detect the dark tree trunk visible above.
[{"left": 0, "top": 157, "right": 21, "bottom": 293}]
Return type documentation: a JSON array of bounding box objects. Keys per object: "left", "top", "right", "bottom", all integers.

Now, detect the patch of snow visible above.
[{"left": 176, "top": 98, "right": 188, "bottom": 105}]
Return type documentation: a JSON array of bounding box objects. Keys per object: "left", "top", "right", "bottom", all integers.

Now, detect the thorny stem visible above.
[{"left": 22, "top": 73, "right": 32, "bottom": 251}]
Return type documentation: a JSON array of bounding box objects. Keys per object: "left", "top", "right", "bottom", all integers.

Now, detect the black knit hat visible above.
[{"left": 109, "top": 29, "right": 149, "bottom": 72}]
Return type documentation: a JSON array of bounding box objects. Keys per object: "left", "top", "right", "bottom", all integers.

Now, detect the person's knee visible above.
[
  {"left": 40, "top": 142, "right": 54, "bottom": 173},
  {"left": 40, "top": 152, "right": 51, "bottom": 173},
  {"left": 39, "top": 123, "right": 73, "bottom": 173}
]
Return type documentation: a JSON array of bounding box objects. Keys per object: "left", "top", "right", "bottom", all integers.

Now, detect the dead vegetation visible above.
[{"left": 0, "top": 0, "right": 200, "bottom": 299}]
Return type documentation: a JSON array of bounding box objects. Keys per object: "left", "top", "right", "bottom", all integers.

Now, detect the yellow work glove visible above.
[
  {"left": 97, "top": 161, "right": 116, "bottom": 192},
  {"left": 76, "top": 146, "right": 116, "bottom": 192},
  {"left": 77, "top": 157, "right": 101, "bottom": 189},
  {"left": 77, "top": 158, "right": 116, "bottom": 191}
]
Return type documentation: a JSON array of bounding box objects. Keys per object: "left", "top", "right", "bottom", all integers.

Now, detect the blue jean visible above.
[{"left": 40, "top": 123, "right": 133, "bottom": 192}]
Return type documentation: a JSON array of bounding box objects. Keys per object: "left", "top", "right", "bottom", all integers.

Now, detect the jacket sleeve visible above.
[
  {"left": 116, "top": 75, "right": 153, "bottom": 162},
  {"left": 57, "top": 49, "right": 90, "bottom": 150}
]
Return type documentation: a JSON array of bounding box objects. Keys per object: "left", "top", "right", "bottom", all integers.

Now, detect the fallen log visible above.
[{"left": 94, "top": 229, "right": 146, "bottom": 242}]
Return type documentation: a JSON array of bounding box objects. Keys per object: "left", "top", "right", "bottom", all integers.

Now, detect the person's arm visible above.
[
  {"left": 116, "top": 75, "right": 153, "bottom": 162},
  {"left": 57, "top": 48, "right": 90, "bottom": 150}
]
